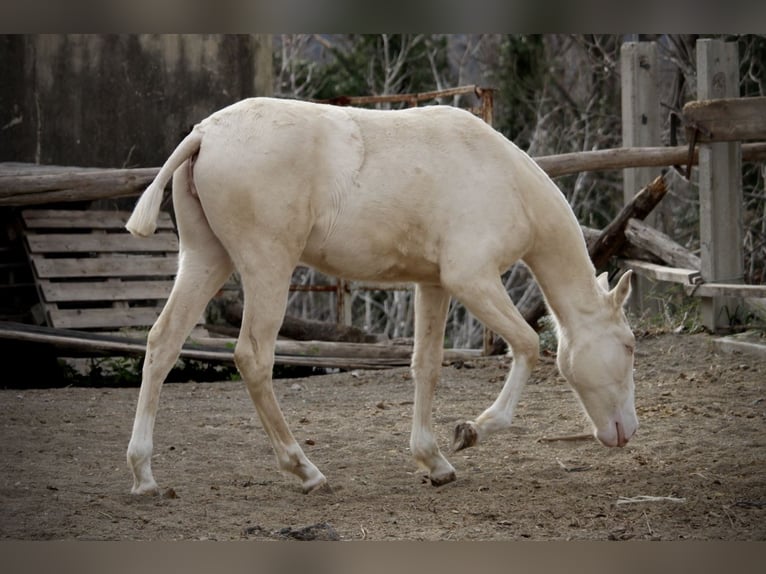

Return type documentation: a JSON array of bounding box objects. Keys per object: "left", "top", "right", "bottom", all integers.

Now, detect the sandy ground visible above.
[{"left": 0, "top": 331, "right": 764, "bottom": 541}]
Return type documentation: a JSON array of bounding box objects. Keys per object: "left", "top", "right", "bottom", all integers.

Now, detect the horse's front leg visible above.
[
  {"left": 409, "top": 283, "right": 456, "bottom": 486},
  {"left": 446, "top": 273, "right": 539, "bottom": 450}
]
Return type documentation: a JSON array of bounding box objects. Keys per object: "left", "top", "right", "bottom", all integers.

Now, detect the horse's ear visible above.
[
  {"left": 596, "top": 272, "right": 610, "bottom": 292},
  {"left": 611, "top": 270, "right": 633, "bottom": 308}
]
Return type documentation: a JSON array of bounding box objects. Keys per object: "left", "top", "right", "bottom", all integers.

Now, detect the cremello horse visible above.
[{"left": 126, "top": 97, "right": 638, "bottom": 494}]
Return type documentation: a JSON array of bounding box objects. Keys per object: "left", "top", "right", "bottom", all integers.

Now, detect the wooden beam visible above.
[
  {"left": 619, "top": 259, "right": 701, "bottom": 285},
  {"left": 0, "top": 321, "right": 479, "bottom": 370},
  {"left": 2, "top": 142, "right": 766, "bottom": 206},
  {"left": 0, "top": 167, "right": 158, "bottom": 206},
  {"left": 683, "top": 96, "right": 766, "bottom": 142},
  {"left": 623, "top": 219, "right": 701, "bottom": 270},
  {"left": 686, "top": 283, "right": 766, "bottom": 299},
  {"left": 587, "top": 174, "right": 668, "bottom": 271},
  {"left": 535, "top": 142, "right": 766, "bottom": 178}
]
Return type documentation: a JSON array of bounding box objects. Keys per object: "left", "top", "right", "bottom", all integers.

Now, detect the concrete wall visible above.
[{"left": 0, "top": 34, "right": 273, "bottom": 168}]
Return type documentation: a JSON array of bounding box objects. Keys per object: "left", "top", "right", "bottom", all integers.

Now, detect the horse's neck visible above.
[{"left": 523, "top": 203, "right": 602, "bottom": 330}]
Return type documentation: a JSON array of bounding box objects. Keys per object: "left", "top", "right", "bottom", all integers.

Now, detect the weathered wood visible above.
[
  {"left": 533, "top": 142, "right": 766, "bottom": 178},
  {"left": 621, "top": 42, "right": 662, "bottom": 208},
  {"left": 26, "top": 232, "right": 178, "bottom": 253},
  {"left": 0, "top": 167, "right": 159, "bottom": 205},
  {"left": 587, "top": 174, "right": 668, "bottom": 270},
  {"left": 621, "top": 43, "right": 664, "bottom": 318},
  {"left": 683, "top": 96, "right": 766, "bottom": 142},
  {"left": 0, "top": 321, "right": 478, "bottom": 370},
  {"left": 30, "top": 254, "right": 178, "bottom": 279},
  {"left": 47, "top": 307, "right": 164, "bottom": 330},
  {"left": 697, "top": 39, "right": 744, "bottom": 331},
  {"left": 38, "top": 279, "right": 175, "bottom": 302},
  {"left": 280, "top": 314, "right": 382, "bottom": 343},
  {"left": 22, "top": 209, "right": 175, "bottom": 231},
  {"left": 20, "top": 207, "right": 188, "bottom": 335},
  {"left": 686, "top": 283, "right": 766, "bottom": 299},
  {"left": 582, "top": 226, "right": 660, "bottom": 263},
  {"left": 193, "top": 335, "right": 481, "bottom": 362},
  {"left": 3, "top": 142, "right": 766, "bottom": 207},
  {"left": 213, "top": 301, "right": 385, "bottom": 344},
  {"left": 619, "top": 259, "right": 701, "bottom": 285},
  {"left": 624, "top": 219, "right": 701, "bottom": 270}
]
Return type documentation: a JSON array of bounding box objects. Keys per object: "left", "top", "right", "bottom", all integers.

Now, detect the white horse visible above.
[{"left": 126, "top": 97, "right": 638, "bottom": 494}]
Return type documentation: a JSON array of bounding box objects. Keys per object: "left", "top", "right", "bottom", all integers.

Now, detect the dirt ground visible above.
[{"left": 0, "top": 330, "right": 764, "bottom": 541}]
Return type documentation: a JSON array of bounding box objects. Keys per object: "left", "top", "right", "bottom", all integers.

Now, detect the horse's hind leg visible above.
[
  {"left": 409, "top": 283, "right": 456, "bottom": 485},
  {"left": 127, "top": 167, "right": 234, "bottom": 494},
  {"left": 127, "top": 244, "right": 233, "bottom": 494},
  {"left": 234, "top": 241, "right": 326, "bottom": 493}
]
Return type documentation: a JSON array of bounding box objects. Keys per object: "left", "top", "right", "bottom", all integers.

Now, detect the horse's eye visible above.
[{"left": 625, "top": 344, "right": 635, "bottom": 354}]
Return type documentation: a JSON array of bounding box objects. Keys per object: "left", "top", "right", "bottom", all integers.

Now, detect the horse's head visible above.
[{"left": 556, "top": 270, "right": 638, "bottom": 447}]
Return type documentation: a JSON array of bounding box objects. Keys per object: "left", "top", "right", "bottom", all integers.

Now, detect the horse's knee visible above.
[
  {"left": 146, "top": 318, "right": 169, "bottom": 349},
  {"left": 510, "top": 327, "right": 540, "bottom": 367},
  {"left": 234, "top": 338, "right": 273, "bottom": 388}
]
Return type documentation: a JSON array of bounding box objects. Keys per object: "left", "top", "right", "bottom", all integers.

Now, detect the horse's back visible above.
[{"left": 189, "top": 98, "right": 539, "bottom": 281}]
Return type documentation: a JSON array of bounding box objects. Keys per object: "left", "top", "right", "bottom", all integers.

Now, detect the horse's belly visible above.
[{"left": 301, "top": 232, "right": 441, "bottom": 284}]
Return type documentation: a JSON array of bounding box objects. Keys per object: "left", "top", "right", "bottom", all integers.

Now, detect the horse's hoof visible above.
[
  {"left": 453, "top": 421, "right": 479, "bottom": 451},
  {"left": 429, "top": 470, "right": 457, "bottom": 487},
  {"left": 302, "top": 474, "right": 330, "bottom": 494},
  {"left": 131, "top": 482, "right": 160, "bottom": 496}
]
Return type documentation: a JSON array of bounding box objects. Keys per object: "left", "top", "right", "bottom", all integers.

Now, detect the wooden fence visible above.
[{"left": 2, "top": 48, "right": 766, "bottom": 365}]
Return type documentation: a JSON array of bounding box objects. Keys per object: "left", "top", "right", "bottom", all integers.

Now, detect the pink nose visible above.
[
  {"left": 615, "top": 421, "right": 628, "bottom": 447},
  {"left": 596, "top": 421, "right": 635, "bottom": 447}
]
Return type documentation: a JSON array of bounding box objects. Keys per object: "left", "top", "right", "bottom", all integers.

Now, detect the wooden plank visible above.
[
  {"left": 25, "top": 232, "right": 178, "bottom": 253},
  {"left": 30, "top": 254, "right": 178, "bottom": 279},
  {"left": 38, "top": 279, "right": 175, "bottom": 302},
  {"left": 620, "top": 259, "right": 702, "bottom": 285},
  {"left": 686, "top": 283, "right": 766, "bottom": 299},
  {"left": 22, "top": 209, "right": 174, "bottom": 231},
  {"left": 47, "top": 306, "right": 164, "bottom": 329},
  {"left": 683, "top": 96, "right": 766, "bottom": 142}
]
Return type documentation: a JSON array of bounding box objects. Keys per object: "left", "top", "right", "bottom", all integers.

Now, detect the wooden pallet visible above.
[{"left": 21, "top": 208, "right": 182, "bottom": 332}]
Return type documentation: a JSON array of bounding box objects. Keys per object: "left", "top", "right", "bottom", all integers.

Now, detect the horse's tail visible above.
[{"left": 125, "top": 129, "right": 203, "bottom": 237}]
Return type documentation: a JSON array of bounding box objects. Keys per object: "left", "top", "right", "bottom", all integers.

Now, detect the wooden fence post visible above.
[
  {"left": 697, "top": 39, "right": 744, "bottom": 331},
  {"left": 621, "top": 41, "right": 663, "bottom": 316},
  {"left": 253, "top": 34, "right": 274, "bottom": 97}
]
